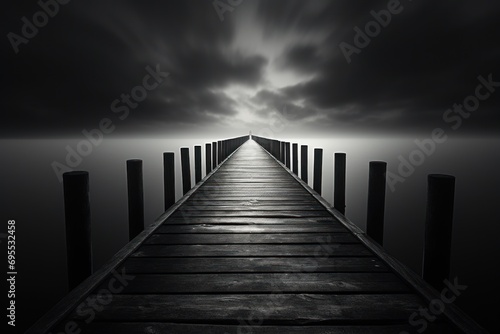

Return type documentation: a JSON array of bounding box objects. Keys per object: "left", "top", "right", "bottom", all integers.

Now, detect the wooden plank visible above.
[
  {"left": 121, "top": 257, "right": 390, "bottom": 274},
  {"left": 156, "top": 224, "right": 349, "bottom": 234},
  {"left": 164, "top": 217, "right": 341, "bottom": 225},
  {"left": 183, "top": 200, "right": 320, "bottom": 206},
  {"left": 188, "top": 196, "right": 317, "bottom": 201},
  {"left": 66, "top": 294, "right": 426, "bottom": 324},
  {"left": 177, "top": 205, "right": 326, "bottom": 211},
  {"left": 145, "top": 233, "right": 359, "bottom": 245},
  {"left": 170, "top": 210, "right": 333, "bottom": 217},
  {"left": 80, "top": 322, "right": 458, "bottom": 334},
  {"left": 131, "top": 244, "right": 372, "bottom": 257},
  {"left": 105, "top": 273, "right": 411, "bottom": 293}
]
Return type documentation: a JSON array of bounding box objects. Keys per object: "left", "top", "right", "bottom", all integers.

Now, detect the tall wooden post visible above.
[
  {"left": 194, "top": 145, "right": 202, "bottom": 183},
  {"left": 205, "top": 143, "right": 212, "bottom": 176},
  {"left": 280, "top": 141, "right": 284, "bottom": 164},
  {"left": 285, "top": 142, "right": 291, "bottom": 169},
  {"left": 181, "top": 148, "right": 191, "bottom": 195},
  {"left": 422, "top": 174, "right": 455, "bottom": 290},
  {"left": 212, "top": 141, "right": 217, "bottom": 169},
  {"left": 218, "top": 141, "right": 222, "bottom": 164},
  {"left": 334, "top": 153, "right": 346, "bottom": 215},
  {"left": 313, "top": 148, "right": 323, "bottom": 194},
  {"left": 366, "top": 161, "right": 387, "bottom": 246},
  {"left": 63, "top": 171, "right": 92, "bottom": 290},
  {"left": 126, "top": 159, "right": 144, "bottom": 241},
  {"left": 163, "top": 152, "right": 175, "bottom": 210},
  {"left": 301, "top": 145, "right": 308, "bottom": 183},
  {"left": 292, "top": 143, "right": 298, "bottom": 175}
]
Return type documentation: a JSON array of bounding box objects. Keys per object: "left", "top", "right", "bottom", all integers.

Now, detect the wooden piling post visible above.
[
  {"left": 366, "top": 161, "right": 387, "bottom": 246},
  {"left": 422, "top": 174, "right": 455, "bottom": 290},
  {"left": 313, "top": 148, "right": 323, "bottom": 194},
  {"left": 285, "top": 142, "right": 291, "bottom": 169},
  {"left": 280, "top": 141, "right": 285, "bottom": 164},
  {"left": 195, "top": 145, "right": 202, "bottom": 183},
  {"left": 163, "top": 152, "right": 175, "bottom": 210},
  {"left": 63, "top": 171, "right": 92, "bottom": 290},
  {"left": 292, "top": 143, "right": 298, "bottom": 175},
  {"left": 334, "top": 153, "right": 346, "bottom": 215},
  {"left": 181, "top": 148, "right": 191, "bottom": 195},
  {"left": 206, "top": 143, "right": 212, "bottom": 176},
  {"left": 301, "top": 145, "right": 308, "bottom": 183},
  {"left": 218, "top": 141, "right": 222, "bottom": 164},
  {"left": 212, "top": 141, "right": 217, "bottom": 169},
  {"left": 126, "top": 159, "right": 144, "bottom": 241}
]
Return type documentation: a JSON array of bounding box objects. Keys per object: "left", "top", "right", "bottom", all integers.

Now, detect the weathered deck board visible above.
[
  {"left": 81, "top": 322, "right": 457, "bottom": 334},
  {"left": 100, "top": 273, "right": 411, "bottom": 293},
  {"left": 121, "top": 257, "right": 390, "bottom": 274},
  {"left": 30, "top": 139, "right": 476, "bottom": 333},
  {"left": 145, "top": 233, "right": 359, "bottom": 244}
]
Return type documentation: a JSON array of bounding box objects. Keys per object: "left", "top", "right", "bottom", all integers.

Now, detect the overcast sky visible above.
[{"left": 3, "top": 0, "right": 500, "bottom": 138}]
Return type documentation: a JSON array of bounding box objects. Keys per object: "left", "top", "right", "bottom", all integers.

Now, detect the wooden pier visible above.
[{"left": 29, "top": 138, "right": 485, "bottom": 333}]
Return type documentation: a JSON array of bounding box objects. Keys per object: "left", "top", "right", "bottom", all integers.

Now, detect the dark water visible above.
[{"left": 1, "top": 137, "right": 498, "bottom": 332}]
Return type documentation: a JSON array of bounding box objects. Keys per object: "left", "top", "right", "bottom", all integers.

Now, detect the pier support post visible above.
[
  {"left": 334, "top": 153, "right": 346, "bottom": 215},
  {"left": 285, "top": 142, "right": 291, "bottom": 169},
  {"left": 126, "top": 159, "right": 144, "bottom": 240},
  {"left": 63, "top": 171, "right": 92, "bottom": 290},
  {"left": 280, "top": 142, "right": 285, "bottom": 164},
  {"left": 212, "top": 142, "right": 217, "bottom": 169},
  {"left": 206, "top": 143, "right": 212, "bottom": 176},
  {"left": 423, "top": 174, "right": 455, "bottom": 290},
  {"left": 301, "top": 145, "right": 308, "bottom": 183},
  {"left": 292, "top": 143, "right": 298, "bottom": 175},
  {"left": 313, "top": 148, "right": 323, "bottom": 195},
  {"left": 195, "top": 145, "right": 202, "bottom": 183},
  {"left": 218, "top": 141, "right": 222, "bottom": 164},
  {"left": 366, "top": 161, "right": 387, "bottom": 246},
  {"left": 181, "top": 148, "right": 192, "bottom": 195},
  {"left": 163, "top": 152, "right": 175, "bottom": 210}
]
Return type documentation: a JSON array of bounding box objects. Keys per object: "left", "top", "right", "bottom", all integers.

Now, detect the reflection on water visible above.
[{"left": 1, "top": 137, "right": 498, "bottom": 331}]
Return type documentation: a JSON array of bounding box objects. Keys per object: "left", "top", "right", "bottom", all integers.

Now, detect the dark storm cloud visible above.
[
  {"left": 2, "top": 0, "right": 500, "bottom": 137},
  {"left": 261, "top": 0, "right": 500, "bottom": 134},
  {"left": 2, "top": 0, "right": 266, "bottom": 137}
]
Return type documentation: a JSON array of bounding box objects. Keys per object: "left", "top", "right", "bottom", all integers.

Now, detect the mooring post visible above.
[
  {"left": 163, "top": 152, "right": 175, "bottom": 210},
  {"left": 334, "top": 153, "right": 346, "bottom": 215},
  {"left": 212, "top": 141, "right": 217, "bottom": 169},
  {"left": 301, "top": 145, "right": 308, "bottom": 183},
  {"left": 285, "top": 142, "right": 291, "bottom": 169},
  {"left": 279, "top": 142, "right": 284, "bottom": 163},
  {"left": 180, "top": 147, "right": 191, "bottom": 195},
  {"left": 195, "top": 145, "right": 202, "bottom": 183},
  {"left": 422, "top": 174, "right": 455, "bottom": 290},
  {"left": 63, "top": 171, "right": 92, "bottom": 290},
  {"left": 313, "top": 148, "right": 323, "bottom": 194},
  {"left": 206, "top": 143, "right": 212, "bottom": 176},
  {"left": 218, "top": 141, "right": 222, "bottom": 164},
  {"left": 366, "top": 161, "right": 387, "bottom": 246},
  {"left": 126, "top": 159, "right": 144, "bottom": 241},
  {"left": 292, "top": 143, "right": 298, "bottom": 175}
]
